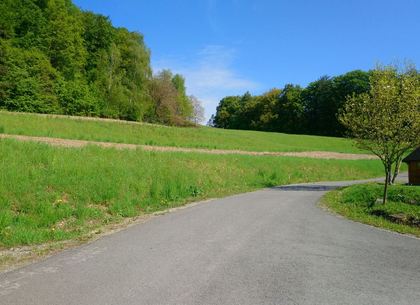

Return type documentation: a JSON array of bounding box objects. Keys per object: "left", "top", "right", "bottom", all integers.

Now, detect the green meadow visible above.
[
  {"left": 323, "top": 184, "right": 420, "bottom": 237},
  {"left": 0, "top": 139, "right": 383, "bottom": 247},
  {"left": 0, "top": 111, "right": 366, "bottom": 153}
]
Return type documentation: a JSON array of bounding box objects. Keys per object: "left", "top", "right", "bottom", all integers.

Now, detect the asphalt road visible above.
[{"left": 1, "top": 175, "right": 419, "bottom": 305}]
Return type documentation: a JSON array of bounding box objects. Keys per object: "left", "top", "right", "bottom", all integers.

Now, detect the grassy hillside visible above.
[
  {"left": 0, "top": 111, "right": 366, "bottom": 153},
  {"left": 0, "top": 139, "right": 383, "bottom": 248}
]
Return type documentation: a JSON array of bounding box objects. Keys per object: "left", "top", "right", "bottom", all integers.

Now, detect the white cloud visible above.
[{"left": 152, "top": 45, "right": 260, "bottom": 122}]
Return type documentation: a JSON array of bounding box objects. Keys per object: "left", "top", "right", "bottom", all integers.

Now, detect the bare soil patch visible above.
[{"left": 0, "top": 134, "right": 376, "bottom": 160}]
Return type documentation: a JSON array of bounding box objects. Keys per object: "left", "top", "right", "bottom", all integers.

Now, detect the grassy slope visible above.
[
  {"left": 0, "top": 111, "right": 365, "bottom": 153},
  {"left": 0, "top": 139, "right": 383, "bottom": 248},
  {"left": 322, "top": 184, "right": 420, "bottom": 236}
]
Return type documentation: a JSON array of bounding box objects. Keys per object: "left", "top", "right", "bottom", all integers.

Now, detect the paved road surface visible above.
[{"left": 1, "top": 175, "right": 419, "bottom": 305}]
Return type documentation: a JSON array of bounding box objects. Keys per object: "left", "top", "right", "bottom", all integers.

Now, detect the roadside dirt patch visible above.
[{"left": 0, "top": 134, "right": 377, "bottom": 160}]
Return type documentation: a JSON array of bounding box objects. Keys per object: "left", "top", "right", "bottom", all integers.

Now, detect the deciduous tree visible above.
[
  {"left": 189, "top": 95, "right": 205, "bottom": 124},
  {"left": 340, "top": 64, "right": 420, "bottom": 204}
]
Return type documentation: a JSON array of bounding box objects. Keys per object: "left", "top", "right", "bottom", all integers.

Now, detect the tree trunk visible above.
[
  {"left": 391, "top": 158, "right": 402, "bottom": 184},
  {"left": 383, "top": 163, "right": 391, "bottom": 205},
  {"left": 383, "top": 173, "right": 389, "bottom": 205}
]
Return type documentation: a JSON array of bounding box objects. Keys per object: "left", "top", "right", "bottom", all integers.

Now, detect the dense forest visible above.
[
  {"left": 211, "top": 70, "right": 372, "bottom": 136},
  {"left": 0, "top": 0, "right": 202, "bottom": 125}
]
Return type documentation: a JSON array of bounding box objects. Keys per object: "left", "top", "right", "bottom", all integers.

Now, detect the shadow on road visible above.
[
  {"left": 272, "top": 184, "right": 340, "bottom": 191},
  {"left": 272, "top": 173, "right": 408, "bottom": 192}
]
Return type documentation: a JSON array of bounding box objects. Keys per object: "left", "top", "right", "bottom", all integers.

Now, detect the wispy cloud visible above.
[
  {"left": 153, "top": 45, "right": 260, "bottom": 122},
  {"left": 206, "top": 0, "right": 219, "bottom": 34}
]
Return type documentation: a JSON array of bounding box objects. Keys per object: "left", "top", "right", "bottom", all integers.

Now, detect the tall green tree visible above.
[
  {"left": 82, "top": 11, "right": 114, "bottom": 78},
  {"left": 0, "top": 41, "right": 59, "bottom": 113},
  {"left": 0, "top": 0, "right": 15, "bottom": 39},
  {"left": 172, "top": 74, "right": 193, "bottom": 119},
  {"left": 331, "top": 70, "right": 370, "bottom": 135},
  {"left": 274, "top": 85, "right": 304, "bottom": 133},
  {"left": 253, "top": 89, "right": 281, "bottom": 131},
  {"left": 2, "top": 0, "right": 47, "bottom": 49},
  {"left": 108, "top": 28, "right": 152, "bottom": 121},
  {"left": 302, "top": 76, "right": 335, "bottom": 135},
  {"left": 213, "top": 96, "right": 242, "bottom": 129},
  {"left": 44, "top": 0, "right": 87, "bottom": 79}
]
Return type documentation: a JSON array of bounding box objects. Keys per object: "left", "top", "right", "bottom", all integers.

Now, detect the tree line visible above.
[
  {"left": 211, "top": 70, "right": 372, "bottom": 136},
  {"left": 0, "top": 0, "right": 204, "bottom": 125}
]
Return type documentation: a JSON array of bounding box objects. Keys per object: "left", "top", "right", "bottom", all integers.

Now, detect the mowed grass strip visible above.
[
  {"left": 0, "top": 111, "right": 365, "bottom": 153},
  {"left": 0, "top": 139, "right": 384, "bottom": 248},
  {"left": 322, "top": 184, "right": 420, "bottom": 237}
]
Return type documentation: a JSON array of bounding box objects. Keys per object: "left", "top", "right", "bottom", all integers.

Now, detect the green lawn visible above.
[
  {"left": 322, "top": 184, "right": 420, "bottom": 236},
  {"left": 0, "top": 111, "right": 366, "bottom": 153},
  {"left": 0, "top": 139, "right": 383, "bottom": 248}
]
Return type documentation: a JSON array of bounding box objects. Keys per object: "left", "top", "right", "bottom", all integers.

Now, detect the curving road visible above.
[{"left": 1, "top": 175, "right": 419, "bottom": 305}]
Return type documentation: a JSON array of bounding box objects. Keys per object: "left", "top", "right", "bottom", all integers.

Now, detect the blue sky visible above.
[{"left": 74, "top": 0, "right": 420, "bottom": 120}]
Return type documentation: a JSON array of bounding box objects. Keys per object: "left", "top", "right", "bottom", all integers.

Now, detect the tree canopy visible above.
[
  {"left": 213, "top": 70, "right": 372, "bottom": 136},
  {"left": 0, "top": 0, "right": 196, "bottom": 125}
]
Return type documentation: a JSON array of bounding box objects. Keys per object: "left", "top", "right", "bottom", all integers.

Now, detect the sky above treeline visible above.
[{"left": 73, "top": 0, "right": 420, "bottom": 121}]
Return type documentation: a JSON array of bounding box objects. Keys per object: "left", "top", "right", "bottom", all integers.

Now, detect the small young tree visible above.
[{"left": 340, "top": 64, "right": 420, "bottom": 204}]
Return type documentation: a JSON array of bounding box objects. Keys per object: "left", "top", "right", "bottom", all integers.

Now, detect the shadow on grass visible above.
[{"left": 371, "top": 210, "right": 420, "bottom": 227}]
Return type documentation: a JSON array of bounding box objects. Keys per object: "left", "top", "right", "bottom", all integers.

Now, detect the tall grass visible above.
[
  {"left": 0, "top": 111, "right": 365, "bottom": 153},
  {"left": 0, "top": 139, "right": 383, "bottom": 247}
]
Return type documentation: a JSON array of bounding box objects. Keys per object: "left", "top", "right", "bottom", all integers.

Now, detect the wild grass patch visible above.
[
  {"left": 0, "top": 139, "right": 384, "bottom": 248},
  {"left": 0, "top": 111, "right": 366, "bottom": 153}
]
